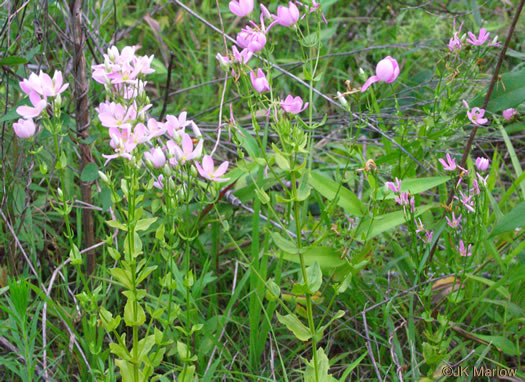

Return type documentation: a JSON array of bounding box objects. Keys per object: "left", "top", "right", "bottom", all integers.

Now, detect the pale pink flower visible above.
[
  {"left": 168, "top": 133, "right": 203, "bottom": 164},
  {"left": 458, "top": 240, "right": 472, "bottom": 257},
  {"left": 146, "top": 118, "right": 167, "bottom": 139},
  {"left": 103, "top": 124, "right": 147, "bottom": 165},
  {"left": 280, "top": 95, "right": 308, "bottom": 114},
  {"left": 250, "top": 69, "right": 270, "bottom": 93},
  {"left": 165, "top": 112, "right": 191, "bottom": 137},
  {"left": 144, "top": 147, "right": 166, "bottom": 168},
  {"left": 470, "top": 179, "right": 480, "bottom": 195},
  {"left": 40, "top": 71, "right": 69, "bottom": 97},
  {"left": 16, "top": 91, "right": 47, "bottom": 119},
  {"left": 477, "top": 172, "right": 488, "bottom": 187},
  {"left": 424, "top": 230, "right": 433, "bottom": 244},
  {"left": 361, "top": 56, "right": 400, "bottom": 92},
  {"left": 96, "top": 102, "right": 136, "bottom": 129},
  {"left": 439, "top": 153, "right": 457, "bottom": 171},
  {"left": 456, "top": 190, "right": 475, "bottom": 213},
  {"left": 19, "top": 72, "right": 44, "bottom": 96},
  {"left": 446, "top": 212, "right": 462, "bottom": 228},
  {"left": 237, "top": 26, "right": 267, "bottom": 53},
  {"left": 415, "top": 218, "right": 425, "bottom": 233},
  {"left": 467, "top": 107, "right": 488, "bottom": 125},
  {"left": 195, "top": 155, "right": 230, "bottom": 182},
  {"left": 466, "top": 28, "right": 490, "bottom": 46},
  {"left": 229, "top": 0, "right": 253, "bottom": 17},
  {"left": 385, "top": 178, "right": 402, "bottom": 193},
  {"left": 216, "top": 53, "right": 231, "bottom": 68},
  {"left": 275, "top": 2, "right": 300, "bottom": 27},
  {"left": 13, "top": 118, "right": 36, "bottom": 139},
  {"left": 410, "top": 196, "right": 415, "bottom": 213},
  {"left": 502, "top": 108, "right": 517, "bottom": 121},
  {"left": 475, "top": 157, "right": 489, "bottom": 171},
  {"left": 232, "top": 46, "right": 253, "bottom": 64},
  {"left": 153, "top": 174, "right": 164, "bottom": 189}
]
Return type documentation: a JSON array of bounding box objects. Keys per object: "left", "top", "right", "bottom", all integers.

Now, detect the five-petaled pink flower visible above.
[
  {"left": 466, "top": 28, "right": 490, "bottom": 46},
  {"left": 167, "top": 133, "right": 203, "bottom": 164},
  {"left": 96, "top": 101, "right": 136, "bottom": 129},
  {"left": 467, "top": 107, "right": 488, "bottom": 125},
  {"left": 237, "top": 26, "right": 267, "bottom": 53},
  {"left": 446, "top": 212, "right": 462, "bottom": 228},
  {"left": 439, "top": 153, "right": 457, "bottom": 171},
  {"left": 280, "top": 95, "right": 308, "bottom": 114},
  {"left": 502, "top": 108, "right": 517, "bottom": 121},
  {"left": 448, "top": 21, "right": 463, "bottom": 52},
  {"left": 250, "top": 69, "right": 270, "bottom": 93},
  {"left": 361, "top": 56, "right": 400, "bottom": 92},
  {"left": 475, "top": 157, "right": 489, "bottom": 171},
  {"left": 13, "top": 118, "right": 36, "bottom": 139},
  {"left": 229, "top": 0, "right": 254, "bottom": 17},
  {"left": 232, "top": 46, "right": 253, "bottom": 65},
  {"left": 456, "top": 190, "right": 475, "bottom": 213},
  {"left": 458, "top": 240, "right": 472, "bottom": 257},
  {"left": 20, "top": 71, "right": 69, "bottom": 97},
  {"left": 195, "top": 155, "right": 230, "bottom": 182},
  {"left": 275, "top": 2, "right": 300, "bottom": 27},
  {"left": 144, "top": 147, "right": 166, "bottom": 168}
]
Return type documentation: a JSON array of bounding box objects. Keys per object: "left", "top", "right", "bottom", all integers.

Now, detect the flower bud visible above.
[
  {"left": 336, "top": 91, "right": 348, "bottom": 107},
  {"left": 98, "top": 171, "right": 109, "bottom": 183}
]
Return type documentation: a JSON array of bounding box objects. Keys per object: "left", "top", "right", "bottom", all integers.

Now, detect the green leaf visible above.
[
  {"left": 80, "top": 162, "right": 99, "bottom": 182},
  {"left": 305, "top": 262, "right": 322, "bottom": 294},
  {"left": 124, "top": 299, "right": 146, "bottom": 326},
  {"left": 265, "top": 278, "right": 281, "bottom": 301},
  {"left": 490, "top": 201, "right": 525, "bottom": 237},
  {"left": 309, "top": 171, "right": 365, "bottom": 216},
  {"left": 106, "top": 220, "right": 128, "bottom": 231},
  {"left": 99, "top": 306, "right": 121, "bottom": 332},
  {"left": 235, "top": 124, "right": 260, "bottom": 159},
  {"left": 109, "top": 268, "right": 133, "bottom": 290},
  {"left": 0, "top": 56, "right": 27, "bottom": 66},
  {"left": 470, "top": 334, "right": 519, "bottom": 356},
  {"left": 275, "top": 152, "right": 290, "bottom": 171},
  {"left": 135, "top": 217, "right": 158, "bottom": 231},
  {"left": 378, "top": 177, "right": 450, "bottom": 199},
  {"left": 355, "top": 204, "right": 436, "bottom": 240},
  {"left": 270, "top": 231, "right": 299, "bottom": 254},
  {"left": 304, "top": 347, "right": 337, "bottom": 382},
  {"left": 471, "top": 69, "right": 525, "bottom": 111},
  {"left": 276, "top": 312, "right": 312, "bottom": 341}
]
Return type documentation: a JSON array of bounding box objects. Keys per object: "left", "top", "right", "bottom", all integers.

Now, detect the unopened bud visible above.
[
  {"left": 98, "top": 171, "right": 109, "bottom": 183},
  {"left": 336, "top": 91, "right": 348, "bottom": 107}
]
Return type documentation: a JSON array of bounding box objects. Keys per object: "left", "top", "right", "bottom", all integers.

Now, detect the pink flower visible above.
[
  {"left": 466, "top": 28, "right": 490, "bottom": 46},
  {"left": 195, "top": 155, "right": 230, "bottom": 182},
  {"left": 232, "top": 46, "right": 253, "bottom": 64},
  {"left": 229, "top": 0, "right": 253, "bottom": 17},
  {"left": 144, "top": 147, "right": 166, "bottom": 168},
  {"left": 146, "top": 118, "right": 167, "bottom": 139},
  {"left": 153, "top": 174, "right": 164, "bottom": 189},
  {"left": 456, "top": 190, "right": 475, "bottom": 213},
  {"left": 458, "top": 240, "right": 472, "bottom": 257},
  {"left": 475, "top": 157, "right": 489, "bottom": 171},
  {"left": 470, "top": 179, "right": 480, "bottom": 195},
  {"left": 280, "top": 95, "right": 308, "bottom": 114},
  {"left": 385, "top": 178, "right": 402, "bottom": 193},
  {"left": 216, "top": 53, "right": 231, "bottom": 68},
  {"left": 502, "top": 108, "right": 517, "bottom": 121},
  {"left": 16, "top": 91, "right": 47, "bottom": 119},
  {"left": 477, "top": 172, "right": 489, "bottom": 187},
  {"left": 103, "top": 124, "right": 148, "bottom": 165},
  {"left": 439, "top": 153, "right": 456, "bottom": 171},
  {"left": 415, "top": 218, "right": 425, "bottom": 233},
  {"left": 237, "top": 26, "right": 267, "bottom": 53},
  {"left": 467, "top": 107, "right": 488, "bottom": 125},
  {"left": 250, "top": 69, "right": 270, "bottom": 93},
  {"left": 446, "top": 212, "right": 462, "bottom": 229},
  {"left": 167, "top": 133, "right": 203, "bottom": 164},
  {"left": 13, "top": 118, "right": 36, "bottom": 139},
  {"left": 394, "top": 192, "right": 410, "bottom": 207},
  {"left": 423, "top": 230, "right": 433, "bottom": 244},
  {"left": 448, "top": 21, "right": 463, "bottom": 52},
  {"left": 275, "top": 2, "right": 300, "bottom": 27},
  {"left": 361, "top": 56, "right": 400, "bottom": 92},
  {"left": 165, "top": 112, "right": 191, "bottom": 137},
  {"left": 96, "top": 102, "right": 136, "bottom": 129},
  {"left": 19, "top": 71, "right": 68, "bottom": 97}
]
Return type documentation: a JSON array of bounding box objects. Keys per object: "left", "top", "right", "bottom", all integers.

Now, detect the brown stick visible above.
[
  {"left": 427, "top": 0, "right": 524, "bottom": 266},
  {"left": 70, "top": 0, "right": 96, "bottom": 275}
]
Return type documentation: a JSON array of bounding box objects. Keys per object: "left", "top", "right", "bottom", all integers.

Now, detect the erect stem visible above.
[{"left": 426, "top": 0, "right": 524, "bottom": 267}]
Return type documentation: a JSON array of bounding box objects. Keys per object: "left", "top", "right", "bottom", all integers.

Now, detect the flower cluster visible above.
[
  {"left": 92, "top": 46, "right": 229, "bottom": 183},
  {"left": 448, "top": 22, "right": 500, "bottom": 53},
  {"left": 13, "top": 71, "right": 69, "bottom": 138}
]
